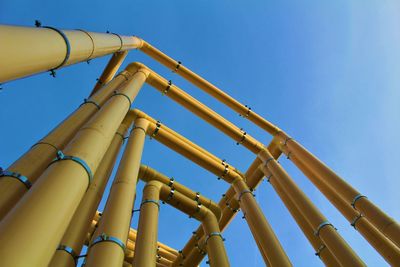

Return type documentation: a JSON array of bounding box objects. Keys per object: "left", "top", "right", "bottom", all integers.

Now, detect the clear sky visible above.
[{"left": 1, "top": 1, "right": 400, "bottom": 266}]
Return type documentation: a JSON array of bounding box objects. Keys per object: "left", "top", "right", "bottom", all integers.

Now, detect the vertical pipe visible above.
[
  {"left": 201, "top": 211, "right": 230, "bottom": 267},
  {"left": 261, "top": 167, "right": 341, "bottom": 266},
  {"left": 278, "top": 146, "right": 400, "bottom": 265},
  {"left": 259, "top": 150, "right": 366, "bottom": 267},
  {"left": 85, "top": 118, "right": 149, "bottom": 267},
  {"left": 277, "top": 134, "right": 400, "bottom": 247},
  {"left": 232, "top": 178, "right": 292, "bottom": 267},
  {"left": 48, "top": 118, "right": 131, "bottom": 267},
  {"left": 89, "top": 51, "right": 129, "bottom": 96},
  {"left": 133, "top": 181, "right": 162, "bottom": 267},
  {"left": 0, "top": 73, "right": 128, "bottom": 220},
  {"left": 0, "top": 69, "right": 148, "bottom": 266}
]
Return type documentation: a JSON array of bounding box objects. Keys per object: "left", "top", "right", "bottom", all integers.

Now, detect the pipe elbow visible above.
[
  {"left": 125, "top": 62, "right": 148, "bottom": 75},
  {"left": 138, "top": 165, "right": 149, "bottom": 181}
]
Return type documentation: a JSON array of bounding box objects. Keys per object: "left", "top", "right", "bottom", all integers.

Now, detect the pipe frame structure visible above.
[
  {"left": 1, "top": 27, "right": 398, "bottom": 266},
  {"left": 0, "top": 66, "right": 148, "bottom": 267},
  {"left": 49, "top": 115, "right": 132, "bottom": 267},
  {"left": 129, "top": 111, "right": 291, "bottom": 267},
  {"left": 0, "top": 71, "right": 130, "bottom": 220},
  {"left": 135, "top": 39, "right": 400, "bottom": 250},
  {"left": 84, "top": 118, "right": 149, "bottom": 267},
  {"left": 134, "top": 179, "right": 229, "bottom": 267}
]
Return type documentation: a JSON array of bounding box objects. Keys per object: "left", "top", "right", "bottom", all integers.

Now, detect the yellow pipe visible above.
[
  {"left": 137, "top": 117, "right": 290, "bottom": 266},
  {"left": 85, "top": 118, "right": 149, "bottom": 267},
  {"left": 258, "top": 150, "right": 366, "bottom": 267},
  {"left": 134, "top": 180, "right": 230, "bottom": 267},
  {"left": 135, "top": 39, "right": 281, "bottom": 135},
  {"left": 131, "top": 109, "right": 222, "bottom": 163},
  {"left": 139, "top": 165, "right": 221, "bottom": 220},
  {"left": 261, "top": 167, "right": 341, "bottom": 266},
  {"left": 125, "top": 63, "right": 265, "bottom": 154},
  {"left": 276, "top": 133, "right": 400, "bottom": 248},
  {"left": 89, "top": 51, "right": 129, "bottom": 96},
  {"left": 0, "top": 72, "right": 130, "bottom": 220},
  {"left": 278, "top": 145, "right": 400, "bottom": 265},
  {"left": 173, "top": 140, "right": 281, "bottom": 266},
  {"left": 0, "top": 25, "right": 141, "bottom": 83},
  {"left": 134, "top": 41, "right": 400, "bottom": 252},
  {"left": 49, "top": 117, "right": 131, "bottom": 267},
  {"left": 0, "top": 68, "right": 148, "bottom": 266},
  {"left": 125, "top": 239, "right": 177, "bottom": 262},
  {"left": 133, "top": 181, "right": 163, "bottom": 267}
]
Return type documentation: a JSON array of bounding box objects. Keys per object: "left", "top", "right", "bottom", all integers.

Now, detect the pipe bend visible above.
[{"left": 125, "top": 62, "right": 148, "bottom": 75}]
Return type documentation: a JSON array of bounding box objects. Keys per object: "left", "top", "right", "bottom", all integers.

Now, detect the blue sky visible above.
[{"left": 1, "top": 1, "right": 400, "bottom": 266}]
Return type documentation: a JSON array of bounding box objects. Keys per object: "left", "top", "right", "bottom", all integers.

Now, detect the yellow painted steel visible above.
[
  {"left": 90, "top": 51, "right": 129, "bottom": 96},
  {"left": 133, "top": 115, "right": 291, "bottom": 266},
  {"left": 85, "top": 118, "right": 149, "bottom": 267},
  {"left": 134, "top": 39, "right": 400, "bottom": 254},
  {"left": 173, "top": 140, "right": 281, "bottom": 266},
  {"left": 48, "top": 117, "right": 131, "bottom": 267},
  {"left": 0, "top": 26, "right": 398, "bottom": 267},
  {"left": 276, "top": 132, "right": 400, "bottom": 248},
  {"left": 278, "top": 144, "right": 400, "bottom": 265},
  {"left": 0, "top": 69, "right": 148, "bottom": 266},
  {"left": 134, "top": 180, "right": 230, "bottom": 267},
  {"left": 0, "top": 25, "right": 141, "bottom": 83},
  {"left": 259, "top": 149, "right": 366, "bottom": 267},
  {"left": 135, "top": 38, "right": 281, "bottom": 135},
  {"left": 125, "top": 63, "right": 265, "bottom": 154},
  {"left": 0, "top": 71, "right": 129, "bottom": 220}
]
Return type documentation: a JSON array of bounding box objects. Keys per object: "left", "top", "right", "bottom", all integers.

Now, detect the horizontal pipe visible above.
[
  {"left": 0, "top": 25, "right": 141, "bottom": 83},
  {"left": 139, "top": 165, "right": 222, "bottom": 220},
  {"left": 125, "top": 63, "right": 265, "bottom": 155},
  {"left": 136, "top": 39, "right": 281, "bottom": 135}
]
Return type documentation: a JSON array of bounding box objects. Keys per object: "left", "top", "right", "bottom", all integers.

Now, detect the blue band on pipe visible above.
[
  {"left": 49, "top": 151, "right": 93, "bottom": 184},
  {"left": 90, "top": 233, "right": 126, "bottom": 251},
  {"left": 42, "top": 26, "right": 71, "bottom": 70},
  {"left": 57, "top": 244, "right": 77, "bottom": 261},
  {"left": 0, "top": 169, "right": 32, "bottom": 189}
]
